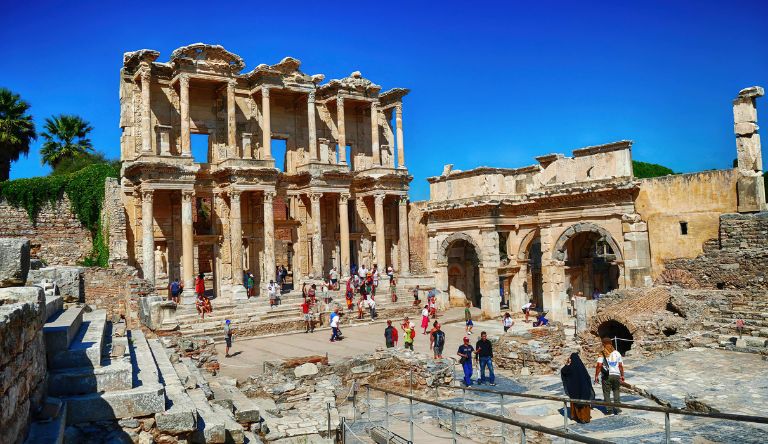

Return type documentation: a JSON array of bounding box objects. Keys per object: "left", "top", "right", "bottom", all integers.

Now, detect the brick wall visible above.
[
  {"left": 83, "top": 265, "right": 154, "bottom": 322},
  {"left": 0, "top": 287, "right": 47, "bottom": 444},
  {"left": 0, "top": 196, "right": 92, "bottom": 265}
]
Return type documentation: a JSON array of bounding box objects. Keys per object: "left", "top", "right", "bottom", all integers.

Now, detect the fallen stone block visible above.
[
  {"left": 294, "top": 363, "right": 318, "bottom": 378},
  {"left": 0, "top": 238, "right": 30, "bottom": 287}
]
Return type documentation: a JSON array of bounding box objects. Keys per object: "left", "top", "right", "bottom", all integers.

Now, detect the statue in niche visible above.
[{"left": 155, "top": 245, "right": 168, "bottom": 278}]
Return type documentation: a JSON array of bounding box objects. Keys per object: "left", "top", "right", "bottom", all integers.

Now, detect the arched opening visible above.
[
  {"left": 597, "top": 320, "right": 633, "bottom": 355},
  {"left": 562, "top": 231, "right": 620, "bottom": 299},
  {"left": 525, "top": 237, "right": 544, "bottom": 309},
  {"left": 446, "top": 239, "right": 481, "bottom": 308}
]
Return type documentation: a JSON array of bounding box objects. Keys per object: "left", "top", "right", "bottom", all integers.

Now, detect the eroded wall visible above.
[{"left": 635, "top": 169, "right": 739, "bottom": 277}]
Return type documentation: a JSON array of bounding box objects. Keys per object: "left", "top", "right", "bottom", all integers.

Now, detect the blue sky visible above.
[{"left": 2, "top": 0, "right": 766, "bottom": 200}]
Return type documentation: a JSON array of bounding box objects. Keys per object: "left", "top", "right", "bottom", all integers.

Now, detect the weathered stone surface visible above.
[
  {"left": 293, "top": 363, "right": 318, "bottom": 378},
  {"left": 350, "top": 363, "right": 374, "bottom": 374},
  {"left": 0, "top": 238, "right": 30, "bottom": 287},
  {"left": 27, "top": 266, "right": 84, "bottom": 303}
]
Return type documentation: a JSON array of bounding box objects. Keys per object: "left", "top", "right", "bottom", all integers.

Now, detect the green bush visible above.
[
  {"left": 0, "top": 162, "right": 119, "bottom": 266},
  {"left": 633, "top": 160, "right": 675, "bottom": 179}
]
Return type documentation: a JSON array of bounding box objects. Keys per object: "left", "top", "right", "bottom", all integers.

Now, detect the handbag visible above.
[{"left": 600, "top": 352, "right": 611, "bottom": 380}]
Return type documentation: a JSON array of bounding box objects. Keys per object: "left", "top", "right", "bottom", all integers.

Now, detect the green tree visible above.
[
  {"left": 51, "top": 151, "right": 120, "bottom": 176},
  {"left": 40, "top": 114, "right": 94, "bottom": 168},
  {"left": 0, "top": 88, "right": 37, "bottom": 181},
  {"left": 633, "top": 160, "right": 675, "bottom": 178}
]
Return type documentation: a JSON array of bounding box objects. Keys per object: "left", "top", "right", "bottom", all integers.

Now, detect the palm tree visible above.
[
  {"left": 40, "top": 114, "right": 94, "bottom": 168},
  {"left": 0, "top": 88, "right": 37, "bottom": 181}
]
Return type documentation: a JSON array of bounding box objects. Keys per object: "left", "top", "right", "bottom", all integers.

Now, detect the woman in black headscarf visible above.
[{"left": 561, "top": 352, "right": 594, "bottom": 423}]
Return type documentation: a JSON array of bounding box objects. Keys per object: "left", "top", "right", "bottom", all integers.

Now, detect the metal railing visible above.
[
  {"left": 438, "top": 384, "right": 768, "bottom": 444},
  {"left": 365, "top": 383, "right": 613, "bottom": 444}
]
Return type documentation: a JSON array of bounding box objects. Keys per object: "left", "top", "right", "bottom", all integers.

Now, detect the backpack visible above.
[
  {"left": 433, "top": 330, "right": 445, "bottom": 348},
  {"left": 170, "top": 281, "right": 180, "bottom": 294},
  {"left": 410, "top": 329, "right": 416, "bottom": 340}
]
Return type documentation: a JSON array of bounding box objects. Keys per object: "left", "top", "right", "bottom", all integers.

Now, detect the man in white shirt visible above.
[
  {"left": 594, "top": 337, "right": 625, "bottom": 415},
  {"left": 358, "top": 264, "right": 367, "bottom": 279},
  {"left": 268, "top": 280, "right": 278, "bottom": 308}
]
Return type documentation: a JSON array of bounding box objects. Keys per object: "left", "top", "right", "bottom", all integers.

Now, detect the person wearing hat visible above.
[
  {"left": 223, "top": 319, "right": 234, "bottom": 357},
  {"left": 457, "top": 336, "right": 475, "bottom": 386}
]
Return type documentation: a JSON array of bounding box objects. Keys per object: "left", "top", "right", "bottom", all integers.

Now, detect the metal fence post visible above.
[
  {"left": 352, "top": 386, "right": 357, "bottom": 422},
  {"left": 410, "top": 367, "right": 414, "bottom": 395},
  {"left": 451, "top": 408, "right": 457, "bottom": 443},
  {"left": 385, "top": 392, "right": 389, "bottom": 431},
  {"left": 500, "top": 393, "right": 506, "bottom": 444},
  {"left": 665, "top": 412, "right": 671, "bottom": 444},
  {"left": 327, "top": 402, "right": 331, "bottom": 437},
  {"left": 520, "top": 426, "right": 526, "bottom": 444},
  {"left": 409, "top": 397, "right": 414, "bottom": 443},
  {"left": 563, "top": 400, "right": 569, "bottom": 443},
  {"left": 340, "top": 416, "right": 345, "bottom": 443},
  {"left": 366, "top": 385, "right": 371, "bottom": 421}
]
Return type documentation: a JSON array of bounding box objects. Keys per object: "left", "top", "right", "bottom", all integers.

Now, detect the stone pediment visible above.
[
  {"left": 123, "top": 49, "right": 160, "bottom": 71},
  {"left": 322, "top": 71, "right": 381, "bottom": 96},
  {"left": 170, "top": 43, "right": 245, "bottom": 74}
]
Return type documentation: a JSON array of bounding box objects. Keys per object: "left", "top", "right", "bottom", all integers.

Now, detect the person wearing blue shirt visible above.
[{"left": 457, "top": 337, "right": 475, "bottom": 386}]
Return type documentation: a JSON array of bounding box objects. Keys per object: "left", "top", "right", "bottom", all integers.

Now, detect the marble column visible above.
[
  {"left": 374, "top": 194, "right": 386, "bottom": 268},
  {"left": 337, "top": 97, "right": 347, "bottom": 165},
  {"left": 140, "top": 70, "right": 152, "bottom": 153},
  {"left": 230, "top": 190, "right": 244, "bottom": 285},
  {"left": 180, "top": 74, "right": 191, "bottom": 156},
  {"left": 263, "top": 191, "right": 276, "bottom": 287},
  {"left": 339, "top": 193, "right": 351, "bottom": 278},
  {"left": 398, "top": 196, "right": 410, "bottom": 275},
  {"left": 310, "top": 192, "right": 324, "bottom": 277},
  {"left": 371, "top": 102, "right": 380, "bottom": 165},
  {"left": 262, "top": 86, "right": 272, "bottom": 159},
  {"left": 396, "top": 103, "right": 405, "bottom": 168},
  {"left": 227, "top": 80, "right": 237, "bottom": 158},
  {"left": 181, "top": 189, "right": 195, "bottom": 303},
  {"left": 308, "top": 91, "right": 317, "bottom": 161},
  {"left": 141, "top": 189, "right": 155, "bottom": 285}
]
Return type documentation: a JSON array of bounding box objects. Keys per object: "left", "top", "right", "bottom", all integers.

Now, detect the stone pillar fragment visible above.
[
  {"left": 310, "top": 193, "right": 324, "bottom": 278},
  {"left": 733, "top": 86, "right": 766, "bottom": 212},
  {"left": 398, "top": 196, "right": 410, "bottom": 275},
  {"left": 574, "top": 296, "right": 587, "bottom": 333},
  {"left": 262, "top": 87, "right": 272, "bottom": 159},
  {"left": 141, "top": 189, "right": 155, "bottom": 285},
  {"left": 181, "top": 190, "right": 195, "bottom": 304},
  {"left": 227, "top": 80, "right": 237, "bottom": 158},
  {"left": 339, "top": 193, "right": 351, "bottom": 278},
  {"left": 263, "top": 191, "right": 276, "bottom": 288},
  {"left": 371, "top": 102, "right": 380, "bottom": 165},
  {"left": 180, "top": 75, "right": 191, "bottom": 156},
  {"left": 308, "top": 91, "right": 317, "bottom": 161},
  {"left": 140, "top": 70, "right": 152, "bottom": 153},
  {"left": 337, "top": 97, "right": 347, "bottom": 165},
  {"left": 396, "top": 103, "right": 405, "bottom": 168},
  {"left": 374, "top": 194, "right": 387, "bottom": 268}
]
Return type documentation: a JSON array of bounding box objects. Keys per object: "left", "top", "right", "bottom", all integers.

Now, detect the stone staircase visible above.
[
  {"left": 699, "top": 292, "right": 768, "bottom": 353},
  {"left": 177, "top": 284, "right": 426, "bottom": 341}
]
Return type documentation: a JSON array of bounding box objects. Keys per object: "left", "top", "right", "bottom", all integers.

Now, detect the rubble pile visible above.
[{"left": 493, "top": 325, "right": 571, "bottom": 375}]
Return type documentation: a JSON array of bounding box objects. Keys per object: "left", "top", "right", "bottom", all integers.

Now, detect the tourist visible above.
[
  {"left": 372, "top": 264, "right": 379, "bottom": 297},
  {"left": 402, "top": 320, "right": 415, "bottom": 351},
  {"left": 421, "top": 305, "right": 430, "bottom": 334},
  {"left": 412, "top": 285, "right": 421, "bottom": 306},
  {"left": 329, "top": 267, "right": 338, "bottom": 290},
  {"left": 368, "top": 296, "right": 377, "bottom": 320},
  {"left": 196, "top": 293, "right": 211, "bottom": 320},
  {"left": 195, "top": 273, "right": 205, "bottom": 298},
  {"left": 268, "top": 279, "right": 279, "bottom": 308},
  {"left": 522, "top": 299, "right": 535, "bottom": 323},
  {"left": 358, "top": 264, "right": 367, "bottom": 279},
  {"left": 223, "top": 319, "right": 234, "bottom": 358},
  {"left": 330, "top": 308, "right": 340, "bottom": 342},
  {"left": 457, "top": 337, "right": 474, "bottom": 386},
  {"left": 321, "top": 281, "right": 330, "bottom": 304},
  {"left": 389, "top": 276, "right": 398, "bottom": 302},
  {"left": 594, "top": 337, "right": 624, "bottom": 415},
  {"left": 384, "top": 320, "right": 396, "bottom": 348},
  {"left": 280, "top": 265, "right": 288, "bottom": 291},
  {"left": 345, "top": 279, "right": 354, "bottom": 312},
  {"left": 533, "top": 312, "right": 549, "bottom": 327},
  {"left": 169, "top": 278, "right": 182, "bottom": 304},
  {"left": 592, "top": 288, "right": 602, "bottom": 300},
  {"left": 475, "top": 331, "right": 496, "bottom": 386},
  {"left": 387, "top": 265, "right": 394, "bottom": 280},
  {"left": 246, "top": 273, "right": 255, "bottom": 298},
  {"left": 503, "top": 312, "right": 514, "bottom": 332},
  {"left": 464, "top": 302, "right": 474, "bottom": 335},
  {"left": 428, "top": 289, "right": 437, "bottom": 319},
  {"left": 736, "top": 318, "right": 745, "bottom": 339},
  {"left": 301, "top": 298, "right": 313, "bottom": 333},
  {"left": 357, "top": 294, "right": 365, "bottom": 320},
  {"left": 561, "top": 352, "right": 594, "bottom": 423},
  {"left": 430, "top": 322, "right": 445, "bottom": 359},
  {"left": 351, "top": 263, "right": 357, "bottom": 278}
]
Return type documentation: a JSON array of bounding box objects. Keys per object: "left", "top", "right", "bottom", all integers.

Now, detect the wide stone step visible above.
[
  {"left": 48, "top": 310, "right": 107, "bottom": 370},
  {"left": 24, "top": 399, "right": 66, "bottom": 444},
  {"left": 47, "top": 358, "right": 132, "bottom": 396},
  {"left": 43, "top": 306, "right": 85, "bottom": 357}
]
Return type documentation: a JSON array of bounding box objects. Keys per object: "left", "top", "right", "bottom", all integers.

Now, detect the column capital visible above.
[
  {"left": 399, "top": 195, "right": 408, "bottom": 205},
  {"left": 262, "top": 85, "right": 270, "bottom": 98},
  {"left": 309, "top": 192, "right": 323, "bottom": 202},
  {"left": 227, "top": 79, "right": 236, "bottom": 90},
  {"left": 181, "top": 189, "right": 195, "bottom": 202},
  {"left": 308, "top": 90, "right": 316, "bottom": 103},
  {"left": 263, "top": 191, "right": 275, "bottom": 203},
  {"left": 179, "top": 73, "right": 190, "bottom": 88},
  {"left": 230, "top": 189, "right": 242, "bottom": 202},
  {"left": 339, "top": 192, "right": 351, "bottom": 203},
  {"left": 395, "top": 102, "right": 403, "bottom": 113},
  {"left": 141, "top": 189, "right": 154, "bottom": 202},
  {"left": 336, "top": 96, "right": 344, "bottom": 107},
  {"left": 374, "top": 193, "right": 386, "bottom": 205},
  {"left": 140, "top": 69, "right": 151, "bottom": 84}
]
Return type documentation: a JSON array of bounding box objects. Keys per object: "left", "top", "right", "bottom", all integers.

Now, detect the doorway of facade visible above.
[
  {"left": 446, "top": 239, "right": 481, "bottom": 308},
  {"left": 197, "top": 243, "right": 216, "bottom": 299},
  {"left": 526, "top": 237, "right": 544, "bottom": 309},
  {"left": 563, "top": 231, "right": 620, "bottom": 298}
]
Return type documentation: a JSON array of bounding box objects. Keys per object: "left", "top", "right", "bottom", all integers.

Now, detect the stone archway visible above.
[
  {"left": 435, "top": 231, "right": 500, "bottom": 314},
  {"left": 437, "top": 232, "right": 483, "bottom": 265},
  {"left": 590, "top": 314, "right": 641, "bottom": 356},
  {"left": 552, "top": 223, "right": 623, "bottom": 262},
  {"left": 553, "top": 223, "right": 623, "bottom": 298}
]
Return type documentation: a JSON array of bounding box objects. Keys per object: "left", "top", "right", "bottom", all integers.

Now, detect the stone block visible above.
[
  {"left": 735, "top": 122, "right": 758, "bottom": 136},
  {"left": 48, "top": 359, "right": 132, "bottom": 396},
  {"left": 43, "top": 306, "right": 85, "bottom": 356},
  {"left": 44, "top": 296, "right": 63, "bottom": 322},
  {"left": 48, "top": 310, "right": 106, "bottom": 370},
  {"left": 293, "top": 363, "right": 318, "bottom": 378},
  {"left": 62, "top": 384, "right": 165, "bottom": 424},
  {"left": 351, "top": 364, "right": 374, "bottom": 374},
  {"left": 0, "top": 238, "right": 30, "bottom": 287},
  {"left": 737, "top": 175, "right": 767, "bottom": 213},
  {"left": 27, "top": 266, "right": 84, "bottom": 303},
  {"left": 138, "top": 296, "right": 178, "bottom": 331}
]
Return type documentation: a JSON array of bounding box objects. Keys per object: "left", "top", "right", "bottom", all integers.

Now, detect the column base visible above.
[
  {"left": 231, "top": 285, "right": 249, "bottom": 301},
  {"left": 181, "top": 288, "right": 196, "bottom": 305}
]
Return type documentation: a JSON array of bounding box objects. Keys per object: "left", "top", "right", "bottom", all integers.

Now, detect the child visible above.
[
  {"left": 503, "top": 312, "right": 514, "bottom": 332},
  {"left": 421, "top": 305, "right": 430, "bottom": 334}
]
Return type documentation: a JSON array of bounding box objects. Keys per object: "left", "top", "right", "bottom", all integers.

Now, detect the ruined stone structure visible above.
[
  {"left": 118, "top": 44, "right": 412, "bottom": 302},
  {"left": 421, "top": 87, "right": 765, "bottom": 320}
]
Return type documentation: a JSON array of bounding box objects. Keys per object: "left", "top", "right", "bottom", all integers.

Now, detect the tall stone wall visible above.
[
  {"left": 663, "top": 212, "right": 768, "bottom": 290},
  {"left": 103, "top": 177, "right": 129, "bottom": 266},
  {"left": 83, "top": 265, "right": 154, "bottom": 322},
  {"left": 0, "top": 286, "right": 47, "bottom": 444},
  {"left": 407, "top": 200, "right": 429, "bottom": 274},
  {"left": 0, "top": 196, "right": 92, "bottom": 265}
]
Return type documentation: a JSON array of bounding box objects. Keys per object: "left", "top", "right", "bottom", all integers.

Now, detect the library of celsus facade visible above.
[{"left": 118, "top": 44, "right": 411, "bottom": 301}]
